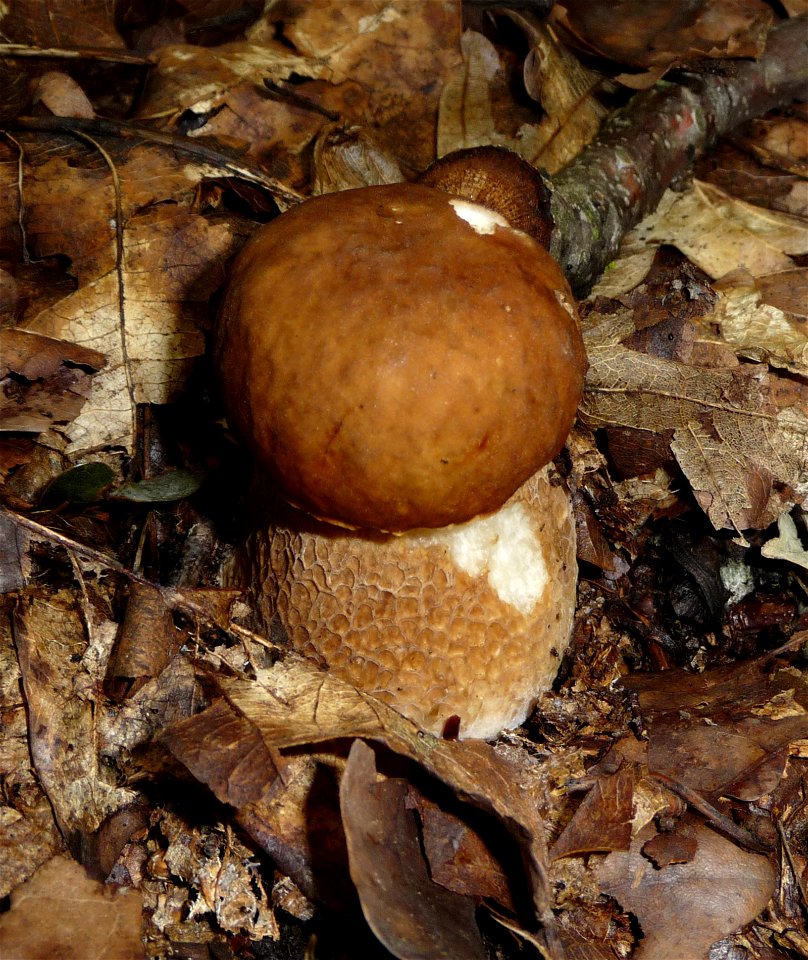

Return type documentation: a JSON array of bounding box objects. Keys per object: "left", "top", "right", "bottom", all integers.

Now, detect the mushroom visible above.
[{"left": 216, "top": 175, "right": 586, "bottom": 739}]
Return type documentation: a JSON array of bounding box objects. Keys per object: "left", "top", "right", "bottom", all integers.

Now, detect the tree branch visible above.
[{"left": 550, "top": 14, "right": 808, "bottom": 296}]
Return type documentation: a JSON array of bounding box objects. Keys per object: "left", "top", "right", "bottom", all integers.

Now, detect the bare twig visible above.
[{"left": 651, "top": 771, "right": 773, "bottom": 855}]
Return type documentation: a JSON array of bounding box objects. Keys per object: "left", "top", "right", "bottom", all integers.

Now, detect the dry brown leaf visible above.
[
  {"left": 0, "top": 855, "right": 143, "bottom": 960},
  {"left": 520, "top": 21, "right": 607, "bottom": 174},
  {"left": 549, "top": 764, "right": 635, "bottom": 859},
  {"left": 253, "top": 0, "right": 461, "bottom": 171},
  {"left": 0, "top": 0, "right": 125, "bottom": 48},
  {"left": 622, "top": 650, "right": 808, "bottom": 801},
  {"left": 340, "top": 740, "right": 486, "bottom": 960},
  {"left": 14, "top": 587, "right": 136, "bottom": 838},
  {"left": 554, "top": 0, "right": 773, "bottom": 71},
  {"left": 0, "top": 606, "right": 64, "bottom": 899},
  {"left": 597, "top": 819, "right": 775, "bottom": 960},
  {"left": 581, "top": 342, "right": 808, "bottom": 530},
  {"left": 168, "top": 656, "right": 558, "bottom": 945},
  {"left": 635, "top": 180, "right": 808, "bottom": 279},
  {"left": 32, "top": 71, "right": 96, "bottom": 119},
  {"left": 1, "top": 140, "right": 242, "bottom": 455},
  {"left": 711, "top": 269, "right": 808, "bottom": 375},
  {"left": 0, "top": 328, "right": 105, "bottom": 434},
  {"left": 23, "top": 202, "right": 236, "bottom": 454},
  {"left": 437, "top": 21, "right": 604, "bottom": 175}
]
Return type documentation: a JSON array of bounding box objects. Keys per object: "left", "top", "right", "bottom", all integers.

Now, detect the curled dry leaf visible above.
[
  {"left": 436, "top": 22, "right": 605, "bottom": 176},
  {"left": 517, "top": 18, "right": 608, "bottom": 174},
  {"left": 340, "top": 740, "right": 486, "bottom": 960},
  {"left": 163, "top": 656, "right": 558, "bottom": 951},
  {"left": 553, "top": 0, "right": 773, "bottom": 74},
  {"left": 437, "top": 30, "right": 505, "bottom": 157}
]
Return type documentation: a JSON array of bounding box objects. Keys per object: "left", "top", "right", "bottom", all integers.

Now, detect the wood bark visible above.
[{"left": 550, "top": 14, "right": 808, "bottom": 295}]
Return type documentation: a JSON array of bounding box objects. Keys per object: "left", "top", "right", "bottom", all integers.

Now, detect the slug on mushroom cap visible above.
[{"left": 216, "top": 171, "right": 586, "bottom": 738}]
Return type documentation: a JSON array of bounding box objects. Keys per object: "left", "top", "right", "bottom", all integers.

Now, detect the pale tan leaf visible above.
[
  {"left": 13, "top": 589, "right": 135, "bottom": 837},
  {"left": 0, "top": 855, "right": 143, "bottom": 960},
  {"left": 436, "top": 30, "right": 506, "bottom": 156},
  {"left": 520, "top": 22, "right": 607, "bottom": 174},
  {"left": 711, "top": 270, "right": 808, "bottom": 375},
  {"left": 26, "top": 208, "right": 236, "bottom": 454},
  {"left": 635, "top": 181, "right": 805, "bottom": 278}
]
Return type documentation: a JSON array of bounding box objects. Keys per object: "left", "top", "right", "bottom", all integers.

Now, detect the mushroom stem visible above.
[{"left": 234, "top": 465, "right": 577, "bottom": 740}]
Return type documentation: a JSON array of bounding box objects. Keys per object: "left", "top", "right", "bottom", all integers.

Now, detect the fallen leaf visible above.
[
  {"left": 597, "top": 819, "right": 775, "bottom": 960},
  {"left": 711, "top": 269, "right": 808, "bottom": 375},
  {"left": 0, "top": 855, "right": 143, "bottom": 960},
  {"left": 635, "top": 180, "right": 808, "bottom": 278},
  {"left": 340, "top": 740, "right": 486, "bottom": 960},
  {"left": 581, "top": 342, "right": 808, "bottom": 531},
  {"left": 0, "top": 328, "right": 105, "bottom": 434},
  {"left": 554, "top": 0, "right": 773, "bottom": 72}
]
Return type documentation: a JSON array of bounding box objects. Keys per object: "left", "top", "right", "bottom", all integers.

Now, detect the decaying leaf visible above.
[
  {"left": 340, "top": 739, "right": 486, "bottom": 960},
  {"left": 0, "top": 328, "right": 105, "bottom": 434},
  {"left": 581, "top": 339, "right": 808, "bottom": 531},
  {"left": 163, "top": 656, "right": 559, "bottom": 952},
  {"left": 711, "top": 268, "right": 808, "bottom": 375},
  {"left": 597, "top": 819, "right": 775, "bottom": 960},
  {"left": 13, "top": 588, "right": 136, "bottom": 837},
  {"left": 0, "top": 855, "right": 144, "bottom": 960},
  {"left": 634, "top": 180, "right": 808, "bottom": 278},
  {"left": 519, "top": 19, "right": 608, "bottom": 173}
]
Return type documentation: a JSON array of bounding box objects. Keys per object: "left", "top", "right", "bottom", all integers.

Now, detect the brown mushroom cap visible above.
[{"left": 215, "top": 182, "right": 586, "bottom": 531}]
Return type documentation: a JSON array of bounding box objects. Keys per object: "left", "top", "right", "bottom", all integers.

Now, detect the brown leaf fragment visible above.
[
  {"left": 0, "top": 855, "right": 144, "bottom": 960},
  {"left": 0, "top": 328, "right": 105, "bottom": 433},
  {"left": 550, "top": 764, "right": 635, "bottom": 860},
  {"left": 105, "top": 580, "right": 182, "bottom": 700},
  {"left": 32, "top": 71, "right": 96, "bottom": 119},
  {"left": 641, "top": 829, "right": 698, "bottom": 868},
  {"left": 415, "top": 793, "right": 515, "bottom": 908},
  {"left": 597, "top": 819, "right": 775, "bottom": 960},
  {"left": 164, "top": 698, "right": 280, "bottom": 810},
  {"left": 340, "top": 739, "right": 486, "bottom": 960},
  {"left": 711, "top": 268, "right": 808, "bottom": 375}
]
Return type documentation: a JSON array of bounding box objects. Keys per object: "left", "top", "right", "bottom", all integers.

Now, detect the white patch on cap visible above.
[
  {"left": 449, "top": 198, "right": 510, "bottom": 235},
  {"left": 410, "top": 502, "right": 548, "bottom": 615}
]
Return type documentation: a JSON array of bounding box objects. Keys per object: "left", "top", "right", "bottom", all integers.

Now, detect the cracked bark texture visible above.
[{"left": 549, "top": 14, "right": 808, "bottom": 296}]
